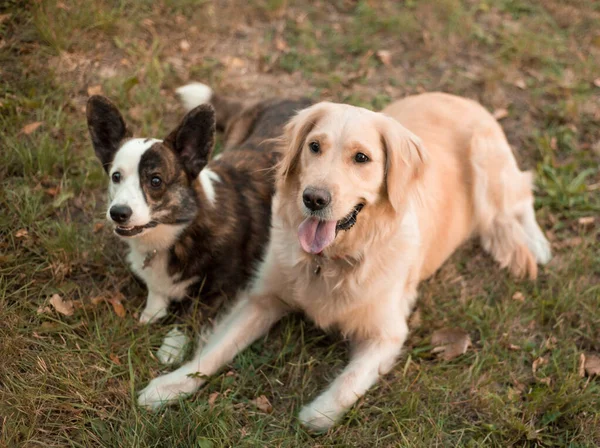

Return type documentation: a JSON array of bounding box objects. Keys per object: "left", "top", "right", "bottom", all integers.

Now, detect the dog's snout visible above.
[
  {"left": 110, "top": 205, "right": 133, "bottom": 224},
  {"left": 302, "top": 187, "right": 331, "bottom": 211}
]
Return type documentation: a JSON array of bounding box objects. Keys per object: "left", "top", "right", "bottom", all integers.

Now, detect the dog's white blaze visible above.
[
  {"left": 176, "top": 82, "right": 213, "bottom": 111},
  {"left": 108, "top": 138, "right": 161, "bottom": 227},
  {"left": 199, "top": 168, "right": 221, "bottom": 205}
]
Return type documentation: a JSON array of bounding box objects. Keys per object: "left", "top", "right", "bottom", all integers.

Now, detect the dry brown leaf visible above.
[
  {"left": 252, "top": 395, "right": 273, "bottom": 413},
  {"left": 93, "top": 222, "right": 105, "bottom": 233},
  {"left": 431, "top": 328, "right": 471, "bottom": 361},
  {"left": 579, "top": 353, "right": 586, "bottom": 378},
  {"left": 584, "top": 354, "right": 600, "bottom": 376},
  {"left": 493, "top": 108, "right": 509, "bottom": 120},
  {"left": 20, "top": 121, "right": 44, "bottom": 135},
  {"left": 0, "top": 13, "right": 12, "bottom": 24},
  {"left": 275, "top": 36, "right": 288, "bottom": 52},
  {"left": 45, "top": 186, "right": 59, "bottom": 197},
  {"left": 87, "top": 85, "right": 103, "bottom": 96},
  {"left": 509, "top": 344, "right": 521, "bottom": 351},
  {"left": 514, "top": 78, "right": 526, "bottom": 89},
  {"left": 578, "top": 216, "right": 595, "bottom": 228},
  {"left": 376, "top": 50, "right": 392, "bottom": 66},
  {"left": 49, "top": 293, "right": 74, "bottom": 316},
  {"left": 91, "top": 295, "right": 105, "bottom": 306},
  {"left": 512, "top": 291, "right": 525, "bottom": 302},
  {"left": 179, "top": 39, "right": 190, "bottom": 52},
  {"left": 594, "top": 78, "right": 600, "bottom": 88},
  {"left": 208, "top": 391, "right": 220, "bottom": 410},
  {"left": 37, "top": 306, "right": 51, "bottom": 315},
  {"left": 108, "top": 295, "right": 126, "bottom": 318},
  {"left": 532, "top": 356, "right": 548, "bottom": 374},
  {"left": 109, "top": 353, "right": 121, "bottom": 365},
  {"left": 15, "top": 228, "right": 29, "bottom": 238}
]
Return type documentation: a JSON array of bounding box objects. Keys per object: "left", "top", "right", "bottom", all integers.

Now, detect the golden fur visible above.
[{"left": 137, "top": 92, "right": 551, "bottom": 432}]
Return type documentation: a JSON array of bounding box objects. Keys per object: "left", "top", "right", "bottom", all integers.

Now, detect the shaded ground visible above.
[{"left": 1, "top": 1, "right": 599, "bottom": 446}]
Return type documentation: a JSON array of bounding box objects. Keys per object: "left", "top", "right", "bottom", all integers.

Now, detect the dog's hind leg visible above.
[{"left": 470, "top": 128, "right": 551, "bottom": 279}]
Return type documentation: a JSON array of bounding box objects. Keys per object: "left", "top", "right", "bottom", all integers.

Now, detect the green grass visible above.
[{"left": 1, "top": 0, "right": 599, "bottom": 446}]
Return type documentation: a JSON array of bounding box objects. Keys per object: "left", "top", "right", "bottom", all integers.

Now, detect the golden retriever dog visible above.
[{"left": 138, "top": 92, "right": 551, "bottom": 431}]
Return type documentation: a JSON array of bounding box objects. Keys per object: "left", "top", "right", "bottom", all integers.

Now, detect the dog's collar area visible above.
[
  {"left": 335, "top": 203, "right": 364, "bottom": 233},
  {"left": 143, "top": 249, "right": 158, "bottom": 269}
]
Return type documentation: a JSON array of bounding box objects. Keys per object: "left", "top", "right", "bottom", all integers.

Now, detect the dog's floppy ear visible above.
[
  {"left": 164, "top": 104, "right": 216, "bottom": 181},
  {"left": 277, "top": 102, "right": 328, "bottom": 185},
  {"left": 86, "top": 95, "right": 130, "bottom": 173},
  {"left": 379, "top": 115, "right": 428, "bottom": 213}
]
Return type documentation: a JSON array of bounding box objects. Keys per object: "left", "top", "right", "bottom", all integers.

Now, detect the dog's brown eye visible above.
[
  {"left": 308, "top": 141, "right": 320, "bottom": 154},
  {"left": 150, "top": 176, "right": 162, "bottom": 188},
  {"left": 111, "top": 172, "right": 121, "bottom": 183},
  {"left": 354, "top": 152, "right": 369, "bottom": 163}
]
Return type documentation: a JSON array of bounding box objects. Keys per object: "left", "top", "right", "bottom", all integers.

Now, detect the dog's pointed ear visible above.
[
  {"left": 379, "top": 115, "right": 428, "bottom": 213},
  {"left": 164, "top": 104, "right": 215, "bottom": 181},
  {"left": 86, "top": 95, "right": 130, "bottom": 173},
  {"left": 277, "top": 102, "right": 328, "bottom": 187}
]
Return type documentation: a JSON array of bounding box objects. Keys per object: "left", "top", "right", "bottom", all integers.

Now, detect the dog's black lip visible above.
[
  {"left": 114, "top": 221, "right": 158, "bottom": 237},
  {"left": 335, "top": 203, "right": 364, "bottom": 233}
]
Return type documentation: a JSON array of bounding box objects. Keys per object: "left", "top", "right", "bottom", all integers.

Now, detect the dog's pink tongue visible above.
[{"left": 298, "top": 217, "right": 337, "bottom": 254}]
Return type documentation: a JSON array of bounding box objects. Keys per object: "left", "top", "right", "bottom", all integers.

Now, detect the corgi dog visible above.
[{"left": 86, "top": 83, "right": 312, "bottom": 324}]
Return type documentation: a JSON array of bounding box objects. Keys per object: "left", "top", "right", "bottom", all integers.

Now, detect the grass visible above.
[{"left": 1, "top": 0, "right": 599, "bottom": 446}]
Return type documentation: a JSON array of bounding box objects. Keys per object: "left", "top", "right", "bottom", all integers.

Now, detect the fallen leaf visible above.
[
  {"left": 584, "top": 354, "right": 600, "bottom": 376},
  {"left": 20, "top": 121, "right": 44, "bottom": 135},
  {"left": 91, "top": 295, "right": 105, "bottom": 306},
  {"left": 49, "top": 293, "right": 74, "bottom": 316},
  {"left": 179, "top": 39, "right": 190, "bottom": 52},
  {"left": 15, "top": 228, "right": 28, "bottom": 238},
  {"left": 493, "top": 108, "right": 509, "bottom": 120},
  {"left": 93, "top": 222, "right": 105, "bottom": 233},
  {"left": 225, "top": 370, "right": 235, "bottom": 377},
  {"left": 578, "top": 216, "right": 595, "bottom": 228},
  {"left": 579, "top": 353, "right": 586, "bottom": 378},
  {"left": 509, "top": 344, "right": 521, "bottom": 351},
  {"left": 108, "top": 295, "right": 126, "bottom": 318},
  {"left": 0, "top": 13, "right": 11, "bottom": 24},
  {"left": 514, "top": 78, "right": 526, "bottom": 89},
  {"left": 45, "top": 186, "right": 59, "bottom": 197},
  {"left": 431, "top": 328, "right": 471, "bottom": 361},
  {"left": 532, "top": 356, "right": 548, "bottom": 374},
  {"left": 594, "top": 78, "right": 600, "bottom": 88},
  {"left": 208, "top": 391, "right": 220, "bottom": 410},
  {"left": 87, "top": 85, "right": 103, "bottom": 96},
  {"left": 274, "top": 36, "right": 288, "bottom": 52},
  {"left": 109, "top": 353, "right": 121, "bottom": 365},
  {"left": 252, "top": 395, "right": 273, "bottom": 413},
  {"left": 376, "top": 49, "right": 392, "bottom": 66},
  {"left": 37, "top": 306, "right": 51, "bottom": 314},
  {"left": 512, "top": 291, "right": 525, "bottom": 302}
]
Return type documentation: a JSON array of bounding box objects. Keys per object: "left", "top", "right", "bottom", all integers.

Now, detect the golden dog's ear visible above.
[
  {"left": 277, "top": 103, "right": 328, "bottom": 185},
  {"left": 379, "top": 115, "right": 428, "bottom": 213}
]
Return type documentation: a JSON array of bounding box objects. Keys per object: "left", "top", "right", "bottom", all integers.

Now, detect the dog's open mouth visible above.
[
  {"left": 298, "top": 204, "right": 364, "bottom": 255},
  {"left": 115, "top": 221, "right": 158, "bottom": 237}
]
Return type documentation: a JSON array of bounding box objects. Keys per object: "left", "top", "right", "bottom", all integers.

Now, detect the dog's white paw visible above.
[
  {"left": 139, "top": 305, "right": 168, "bottom": 324},
  {"left": 156, "top": 328, "right": 189, "bottom": 365},
  {"left": 298, "top": 398, "right": 344, "bottom": 432},
  {"left": 137, "top": 368, "right": 201, "bottom": 410}
]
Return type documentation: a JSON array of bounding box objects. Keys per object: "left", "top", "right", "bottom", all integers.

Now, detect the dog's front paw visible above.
[
  {"left": 139, "top": 304, "right": 168, "bottom": 324},
  {"left": 137, "top": 368, "right": 201, "bottom": 410},
  {"left": 298, "top": 398, "right": 344, "bottom": 432}
]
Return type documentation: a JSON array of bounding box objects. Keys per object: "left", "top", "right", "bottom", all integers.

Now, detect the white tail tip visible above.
[{"left": 176, "top": 82, "right": 213, "bottom": 112}]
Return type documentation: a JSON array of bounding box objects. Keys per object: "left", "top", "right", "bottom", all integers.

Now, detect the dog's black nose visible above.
[
  {"left": 110, "top": 205, "right": 132, "bottom": 224},
  {"left": 302, "top": 187, "right": 331, "bottom": 211}
]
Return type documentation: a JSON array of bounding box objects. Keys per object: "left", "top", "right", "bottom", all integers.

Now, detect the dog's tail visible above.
[
  {"left": 470, "top": 127, "right": 551, "bottom": 279},
  {"left": 176, "top": 82, "right": 244, "bottom": 132}
]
